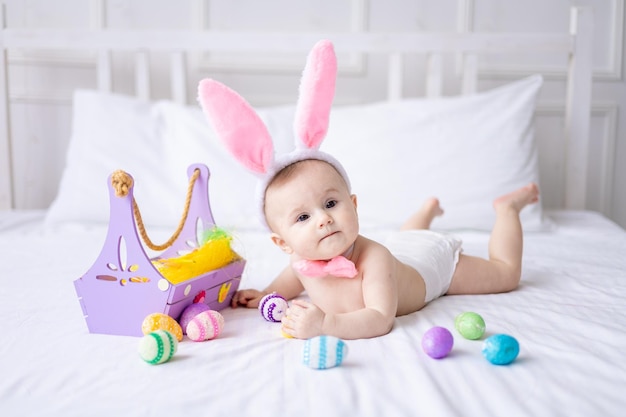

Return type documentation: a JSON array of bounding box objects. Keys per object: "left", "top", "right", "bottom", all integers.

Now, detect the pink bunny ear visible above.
[
  {"left": 197, "top": 79, "right": 274, "bottom": 174},
  {"left": 293, "top": 39, "right": 337, "bottom": 150}
]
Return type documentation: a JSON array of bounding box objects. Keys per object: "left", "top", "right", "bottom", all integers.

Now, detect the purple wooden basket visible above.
[{"left": 74, "top": 164, "right": 244, "bottom": 337}]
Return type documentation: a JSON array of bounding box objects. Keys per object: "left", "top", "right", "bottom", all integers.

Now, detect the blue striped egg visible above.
[
  {"left": 138, "top": 330, "right": 178, "bottom": 365},
  {"left": 302, "top": 335, "right": 348, "bottom": 370}
]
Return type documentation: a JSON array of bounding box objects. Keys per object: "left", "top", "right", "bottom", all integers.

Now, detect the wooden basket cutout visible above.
[{"left": 74, "top": 164, "right": 244, "bottom": 336}]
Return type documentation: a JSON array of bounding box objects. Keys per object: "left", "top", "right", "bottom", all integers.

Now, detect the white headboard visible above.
[{"left": 0, "top": 6, "right": 592, "bottom": 212}]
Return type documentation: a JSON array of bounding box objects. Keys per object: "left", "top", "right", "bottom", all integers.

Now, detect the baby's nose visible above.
[{"left": 318, "top": 213, "right": 333, "bottom": 228}]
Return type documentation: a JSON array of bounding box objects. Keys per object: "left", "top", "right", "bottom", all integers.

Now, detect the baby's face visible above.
[{"left": 265, "top": 160, "right": 358, "bottom": 261}]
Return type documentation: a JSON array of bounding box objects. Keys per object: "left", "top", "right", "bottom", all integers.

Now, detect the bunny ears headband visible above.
[{"left": 197, "top": 39, "right": 350, "bottom": 229}]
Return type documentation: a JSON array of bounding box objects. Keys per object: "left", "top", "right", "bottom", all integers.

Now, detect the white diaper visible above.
[{"left": 385, "top": 230, "right": 463, "bottom": 303}]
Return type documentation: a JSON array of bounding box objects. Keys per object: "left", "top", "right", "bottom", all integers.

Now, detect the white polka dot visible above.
[{"left": 158, "top": 279, "right": 170, "bottom": 291}]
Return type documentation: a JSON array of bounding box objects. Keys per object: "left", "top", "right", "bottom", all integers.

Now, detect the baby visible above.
[
  {"left": 197, "top": 39, "right": 539, "bottom": 340},
  {"left": 231, "top": 157, "right": 539, "bottom": 340}
]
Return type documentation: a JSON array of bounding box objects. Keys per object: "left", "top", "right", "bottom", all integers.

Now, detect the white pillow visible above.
[
  {"left": 45, "top": 90, "right": 183, "bottom": 227},
  {"left": 322, "top": 75, "right": 551, "bottom": 231},
  {"left": 48, "top": 75, "right": 548, "bottom": 234},
  {"left": 159, "top": 101, "right": 296, "bottom": 230}
]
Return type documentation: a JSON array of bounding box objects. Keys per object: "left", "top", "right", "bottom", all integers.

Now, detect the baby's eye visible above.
[
  {"left": 297, "top": 213, "right": 310, "bottom": 223},
  {"left": 326, "top": 200, "right": 337, "bottom": 209}
]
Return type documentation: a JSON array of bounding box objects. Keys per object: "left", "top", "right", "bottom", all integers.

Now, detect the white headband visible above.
[{"left": 254, "top": 149, "right": 351, "bottom": 229}]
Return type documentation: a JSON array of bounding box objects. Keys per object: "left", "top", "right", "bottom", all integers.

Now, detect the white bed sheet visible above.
[{"left": 1, "top": 210, "right": 625, "bottom": 417}]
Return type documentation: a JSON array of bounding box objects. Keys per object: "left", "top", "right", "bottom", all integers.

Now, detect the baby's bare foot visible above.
[
  {"left": 401, "top": 197, "right": 443, "bottom": 230},
  {"left": 493, "top": 183, "right": 539, "bottom": 213},
  {"left": 422, "top": 197, "right": 444, "bottom": 219}
]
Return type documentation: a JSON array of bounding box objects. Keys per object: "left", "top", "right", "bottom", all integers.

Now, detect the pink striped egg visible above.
[
  {"left": 259, "top": 293, "right": 288, "bottom": 322},
  {"left": 186, "top": 310, "right": 224, "bottom": 342},
  {"left": 178, "top": 302, "right": 211, "bottom": 334}
]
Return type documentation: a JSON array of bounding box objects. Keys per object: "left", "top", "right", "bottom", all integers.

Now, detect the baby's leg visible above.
[
  {"left": 401, "top": 198, "right": 444, "bottom": 230},
  {"left": 447, "top": 183, "right": 539, "bottom": 294}
]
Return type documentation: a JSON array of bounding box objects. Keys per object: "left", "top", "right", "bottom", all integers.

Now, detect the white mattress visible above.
[{"left": 1, "top": 210, "right": 625, "bottom": 416}]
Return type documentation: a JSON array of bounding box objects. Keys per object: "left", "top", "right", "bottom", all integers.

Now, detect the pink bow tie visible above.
[{"left": 292, "top": 256, "right": 358, "bottom": 278}]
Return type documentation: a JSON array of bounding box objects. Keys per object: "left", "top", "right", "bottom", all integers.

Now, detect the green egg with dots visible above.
[
  {"left": 138, "top": 330, "right": 178, "bottom": 365},
  {"left": 454, "top": 312, "right": 486, "bottom": 340}
]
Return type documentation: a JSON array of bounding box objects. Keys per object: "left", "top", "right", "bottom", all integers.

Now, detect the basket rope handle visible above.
[{"left": 110, "top": 168, "right": 201, "bottom": 251}]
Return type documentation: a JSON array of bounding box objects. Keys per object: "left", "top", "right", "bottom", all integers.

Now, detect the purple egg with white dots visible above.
[
  {"left": 259, "top": 293, "right": 288, "bottom": 322},
  {"left": 422, "top": 326, "right": 454, "bottom": 359}
]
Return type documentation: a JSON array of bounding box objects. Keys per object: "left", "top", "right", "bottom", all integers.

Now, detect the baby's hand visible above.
[
  {"left": 281, "top": 299, "right": 325, "bottom": 339},
  {"left": 231, "top": 289, "right": 267, "bottom": 308}
]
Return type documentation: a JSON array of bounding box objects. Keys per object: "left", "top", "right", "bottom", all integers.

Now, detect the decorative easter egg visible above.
[
  {"left": 482, "top": 334, "right": 519, "bottom": 365},
  {"left": 186, "top": 310, "right": 225, "bottom": 342},
  {"left": 302, "top": 335, "right": 348, "bottom": 370},
  {"left": 178, "top": 302, "right": 211, "bottom": 334},
  {"left": 455, "top": 312, "right": 486, "bottom": 340},
  {"left": 138, "top": 330, "right": 178, "bottom": 365},
  {"left": 259, "top": 293, "right": 288, "bottom": 322},
  {"left": 142, "top": 312, "right": 183, "bottom": 342},
  {"left": 422, "top": 326, "right": 454, "bottom": 359}
]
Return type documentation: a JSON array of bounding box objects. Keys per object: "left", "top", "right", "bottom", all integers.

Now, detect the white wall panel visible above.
[
  {"left": 9, "top": 102, "right": 73, "bottom": 208},
  {"left": 1, "top": 0, "right": 624, "bottom": 229},
  {"left": 469, "top": 0, "right": 623, "bottom": 80},
  {"left": 192, "top": 0, "right": 367, "bottom": 74}
]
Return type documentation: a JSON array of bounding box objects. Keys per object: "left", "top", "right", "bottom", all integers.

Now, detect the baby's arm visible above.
[
  {"left": 283, "top": 299, "right": 396, "bottom": 339},
  {"left": 282, "top": 246, "right": 398, "bottom": 339},
  {"left": 231, "top": 264, "right": 304, "bottom": 308}
]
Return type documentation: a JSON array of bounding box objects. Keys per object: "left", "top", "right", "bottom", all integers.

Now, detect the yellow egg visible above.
[{"left": 141, "top": 313, "right": 183, "bottom": 342}]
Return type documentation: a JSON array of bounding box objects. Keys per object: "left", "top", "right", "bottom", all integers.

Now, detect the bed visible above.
[{"left": 2, "top": 5, "right": 626, "bottom": 417}]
